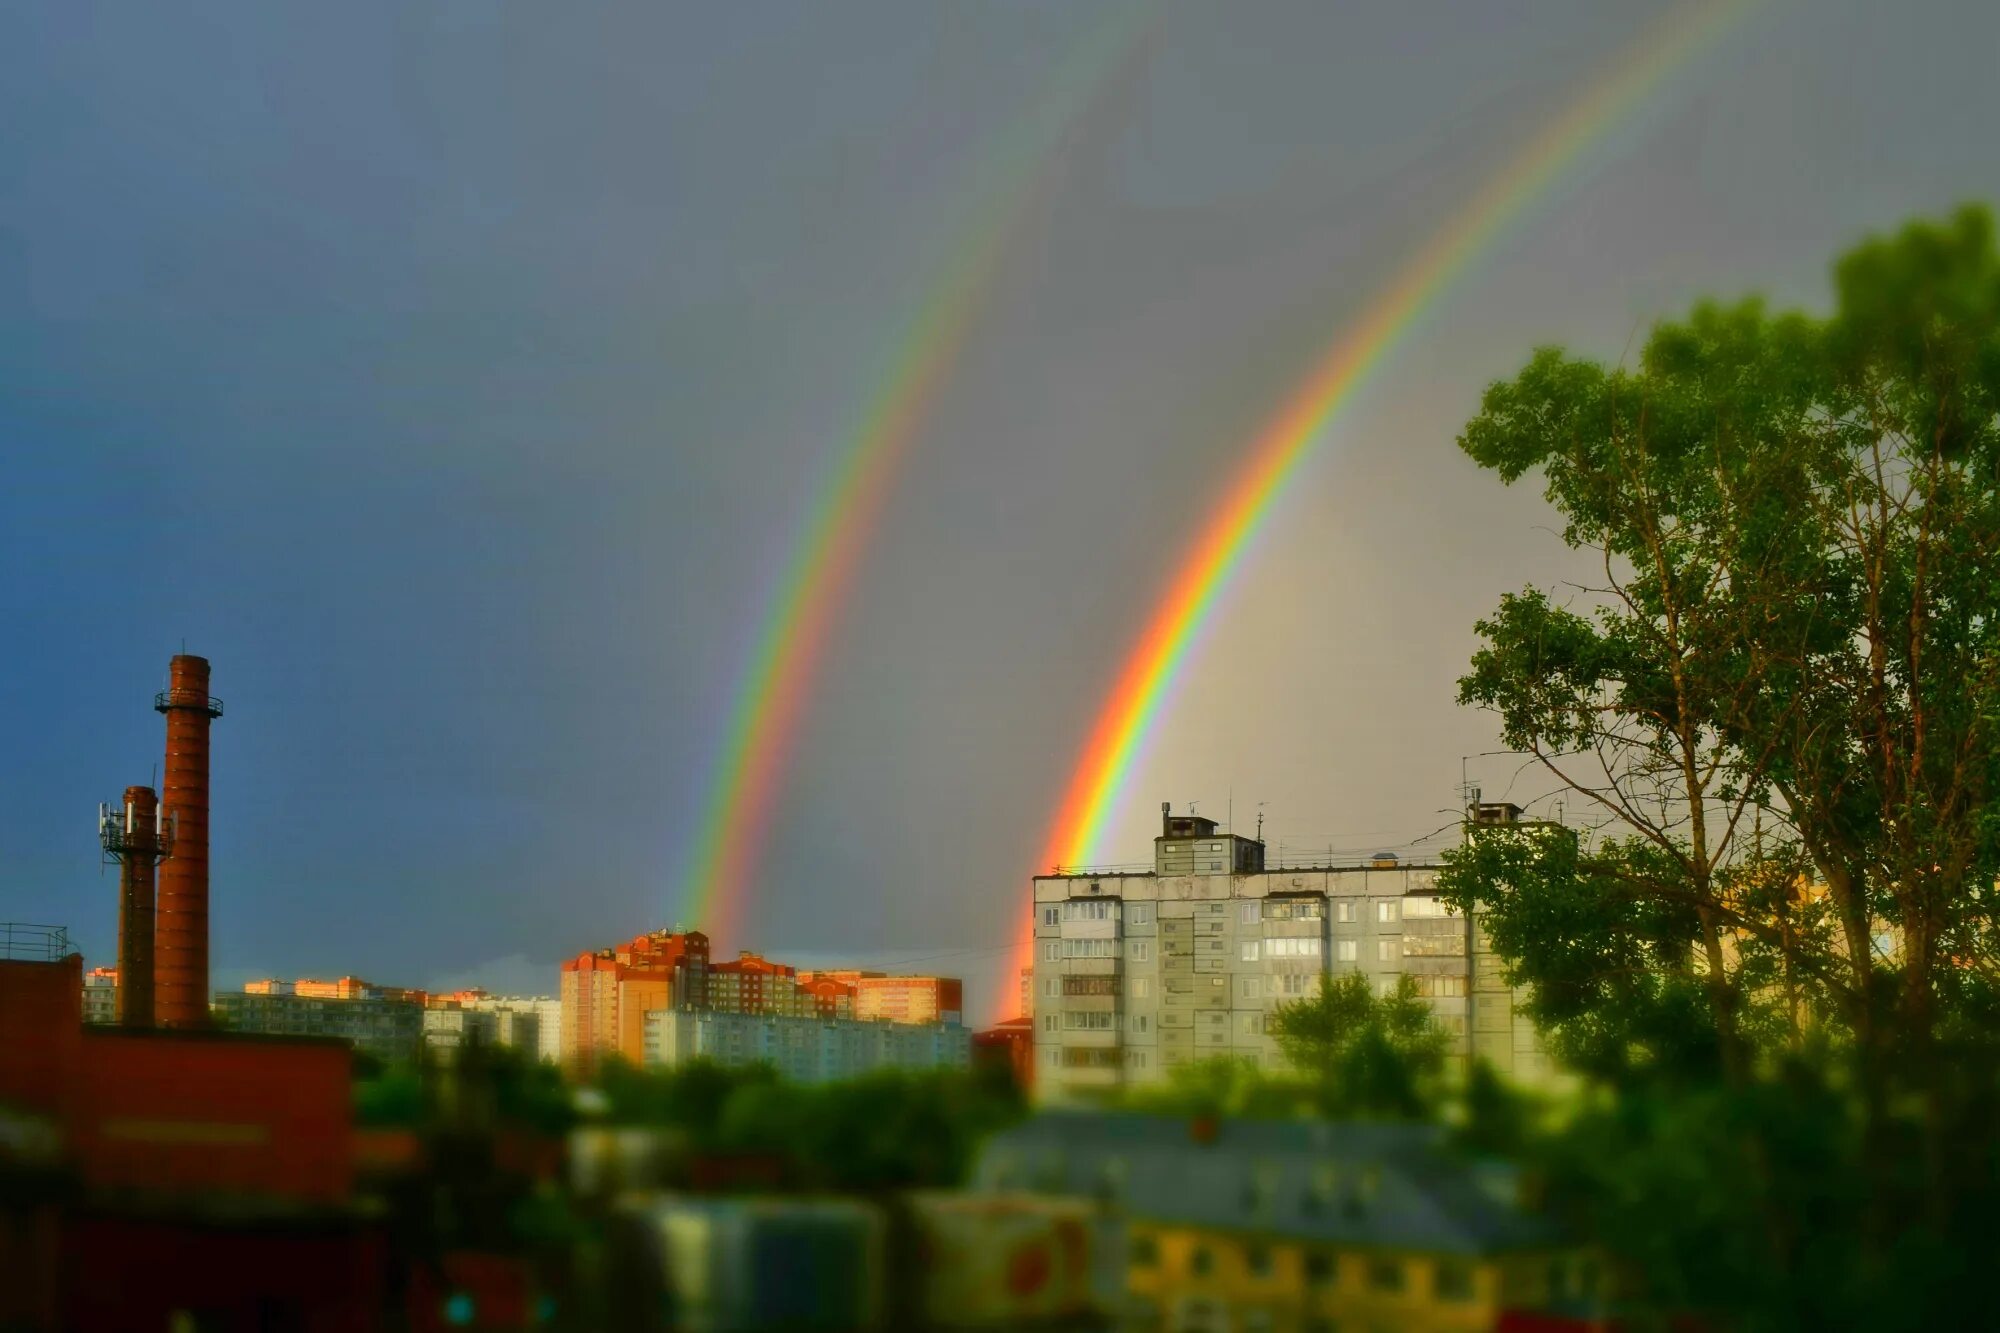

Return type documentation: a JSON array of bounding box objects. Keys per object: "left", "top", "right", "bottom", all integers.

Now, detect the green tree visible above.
[
  {"left": 1440, "top": 204, "right": 2000, "bottom": 1327},
  {"left": 1267, "top": 972, "right": 1452, "bottom": 1119}
]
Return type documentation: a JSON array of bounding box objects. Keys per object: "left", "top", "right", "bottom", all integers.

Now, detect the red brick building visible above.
[{"left": 0, "top": 943, "right": 385, "bottom": 1331}]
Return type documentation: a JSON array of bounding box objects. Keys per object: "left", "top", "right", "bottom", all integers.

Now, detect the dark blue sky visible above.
[{"left": 4, "top": 1, "right": 1996, "bottom": 1013}]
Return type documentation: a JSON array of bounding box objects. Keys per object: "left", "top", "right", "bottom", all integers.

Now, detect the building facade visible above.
[
  {"left": 560, "top": 929, "right": 710, "bottom": 1077},
  {"left": 82, "top": 966, "right": 118, "bottom": 1025},
  {"left": 641, "top": 1008, "right": 970, "bottom": 1083},
  {"left": 1030, "top": 804, "right": 1548, "bottom": 1100},
  {"left": 212, "top": 988, "right": 425, "bottom": 1065},
  {"left": 467, "top": 994, "right": 563, "bottom": 1065},
  {"left": 973, "top": 1112, "right": 1601, "bottom": 1333}
]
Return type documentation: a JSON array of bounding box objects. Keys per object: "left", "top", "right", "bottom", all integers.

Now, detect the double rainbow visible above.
[
  {"left": 1015, "top": 0, "right": 1754, "bottom": 1008},
  {"left": 676, "top": 8, "right": 1151, "bottom": 945}
]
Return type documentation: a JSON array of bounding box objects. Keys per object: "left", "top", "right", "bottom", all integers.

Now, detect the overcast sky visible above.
[{"left": 4, "top": 0, "right": 1996, "bottom": 1015}]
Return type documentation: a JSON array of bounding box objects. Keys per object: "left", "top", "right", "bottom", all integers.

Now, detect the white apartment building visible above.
[
  {"left": 1030, "top": 803, "right": 1549, "bottom": 1100},
  {"left": 642, "top": 1008, "right": 970, "bottom": 1083},
  {"left": 469, "top": 995, "right": 563, "bottom": 1065}
]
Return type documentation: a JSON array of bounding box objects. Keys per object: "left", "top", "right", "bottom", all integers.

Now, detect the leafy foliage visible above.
[
  {"left": 1442, "top": 205, "right": 2000, "bottom": 1327},
  {"left": 1267, "top": 972, "right": 1453, "bottom": 1119}
]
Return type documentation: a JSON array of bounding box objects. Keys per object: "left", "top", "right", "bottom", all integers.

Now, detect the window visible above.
[
  {"left": 1434, "top": 1260, "right": 1475, "bottom": 1302},
  {"left": 1239, "top": 1012, "right": 1263, "bottom": 1036},
  {"left": 1336, "top": 940, "right": 1358, "bottom": 962},
  {"left": 1041, "top": 907, "right": 1060, "bottom": 927},
  {"left": 1378, "top": 939, "right": 1399, "bottom": 962},
  {"left": 1041, "top": 942, "right": 1061, "bottom": 962},
  {"left": 1060, "top": 1047, "right": 1121, "bottom": 1068},
  {"left": 1336, "top": 900, "right": 1356, "bottom": 923},
  {"left": 1042, "top": 1013, "right": 1059, "bottom": 1032},
  {"left": 1377, "top": 900, "right": 1400, "bottom": 923},
  {"left": 1045, "top": 1047, "right": 1061, "bottom": 1067},
  {"left": 1280, "top": 972, "right": 1314, "bottom": 996},
  {"left": 1062, "top": 939, "right": 1119, "bottom": 959},
  {"left": 1368, "top": 1258, "right": 1404, "bottom": 1292},
  {"left": 1129, "top": 941, "right": 1151, "bottom": 962},
  {"left": 1414, "top": 975, "right": 1466, "bottom": 998},
  {"left": 1245, "top": 1243, "right": 1273, "bottom": 1277},
  {"left": 1305, "top": 1252, "right": 1336, "bottom": 1286},
  {"left": 1265, "top": 937, "right": 1322, "bottom": 959},
  {"left": 1042, "top": 977, "right": 1061, "bottom": 998},
  {"left": 1239, "top": 977, "right": 1262, "bottom": 1000},
  {"left": 1065, "top": 975, "right": 1121, "bottom": 996},
  {"left": 1131, "top": 1014, "right": 1150, "bottom": 1033},
  {"left": 1131, "top": 977, "right": 1151, "bottom": 999},
  {"left": 1240, "top": 941, "right": 1261, "bottom": 962},
  {"left": 1239, "top": 901, "right": 1260, "bottom": 924},
  {"left": 1065, "top": 899, "right": 1115, "bottom": 921},
  {"left": 1065, "top": 1010, "right": 1115, "bottom": 1029},
  {"left": 1402, "top": 933, "right": 1466, "bottom": 957},
  {"left": 1129, "top": 904, "right": 1150, "bottom": 926},
  {"left": 1264, "top": 898, "right": 1325, "bottom": 920},
  {"left": 1403, "top": 896, "right": 1456, "bottom": 918},
  {"left": 1125, "top": 1049, "right": 1149, "bottom": 1068},
  {"left": 1130, "top": 1235, "right": 1158, "bottom": 1268}
]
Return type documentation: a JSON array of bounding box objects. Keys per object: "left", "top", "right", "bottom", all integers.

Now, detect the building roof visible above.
[{"left": 974, "top": 1111, "right": 1559, "bottom": 1257}]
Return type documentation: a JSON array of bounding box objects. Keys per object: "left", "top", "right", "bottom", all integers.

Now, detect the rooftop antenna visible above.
[
  {"left": 1188, "top": 800, "right": 1198, "bottom": 818},
  {"left": 1256, "top": 802, "right": 1266, "bottom": 844}
]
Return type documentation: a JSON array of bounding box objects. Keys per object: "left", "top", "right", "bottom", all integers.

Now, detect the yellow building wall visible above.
[{"left": 1125, "top": 1222, "right": 1537, "bottom": 1333}]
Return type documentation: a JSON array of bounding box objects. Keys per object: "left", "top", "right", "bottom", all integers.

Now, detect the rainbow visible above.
[
  {"left": 1013, "top": 0, "right": 1753, "bottom": 1006},
  {"left": 677, "top": 8, "right": 1151, "bottom": 945}
]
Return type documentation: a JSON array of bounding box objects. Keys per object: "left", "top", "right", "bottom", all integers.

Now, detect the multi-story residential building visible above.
[
  {"left": 213, "top": 987, "right": 424, "bottom": 1064},
  {"left": 422, "top": 993, "right": 555, "bottom": 1062},
  {"left": 560, "top": 929, "right": 710, "bottom": 1077},
  {"left": 708, "top": 950, "right": 811, "bottom": 1017},
  {"left": 793, "top": 970, "right": 966, "bottom": 1024},
  {"left": 1030, "top": 803, "right": 1549, "bottom": 1100},
  {"left": 799, "top": 975, "right": 857, "bottom": 1019},
  {"left": 641, "top": 1008, "right": 970, "bottom": 1083},
  {"left": 973, "top": 1111, "right": 1602, "bottom": 1333},
  {"left": 467, "top": 994, "right": 563, "bottom": 1065},
  {"left": 82, "top": 966, "right": 118, "bottom": 1025},
  {"left": 854, "top": 974, "right": 962, "bottom": 1025}
]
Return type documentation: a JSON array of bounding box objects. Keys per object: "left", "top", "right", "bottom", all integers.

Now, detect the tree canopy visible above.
[{"left": 1439, "top": 205, "right": 2000, "bottom": 1329}]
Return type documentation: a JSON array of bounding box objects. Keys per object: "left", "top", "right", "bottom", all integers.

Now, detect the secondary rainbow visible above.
[
  {"left": 1013, "top": 0, "right": 1755, "bottom": 1003},
  {"left": 677, "top": 9, "right": 1151, "bottom": 946}
]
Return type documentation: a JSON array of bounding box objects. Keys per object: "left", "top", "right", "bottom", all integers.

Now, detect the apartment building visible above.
[
  {"left": 467, "top": 994, "right": 563, "bottom": 1065},
  {"left": 212, "top": 987, "right": 424, "bottom": 1064},
  {"left": 560, "top": 929, "right": 710, "bottom": 1077},
  {"left": 642, "top": 1008, "right": 970, "bottom": 1083},
  {"left": 1030, "top": 803, "right": 1549, "bottom": 1100},
  {"left": 82, "top": 966, "right": 118, "bottom": 1025}
]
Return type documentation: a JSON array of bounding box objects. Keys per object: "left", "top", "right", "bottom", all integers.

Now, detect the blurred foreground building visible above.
[
  {"left": 1030, "top": 804, "right": 1551, "bottom": 1100},
  {"left": 974, "top": 1111, "right": 1603, "bottom": 1333},
  {"left": 0, "top": 929, "right": 383, "bottom": 1330}
]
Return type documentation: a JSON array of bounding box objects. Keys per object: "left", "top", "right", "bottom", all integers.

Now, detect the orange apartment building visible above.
[
  {"left": 855, "top": 974, "right": 962, "bottom": 1024},
  {"left": 559, "top": 929, "right": 710, "bottom": 1077}
]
